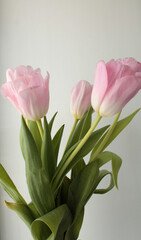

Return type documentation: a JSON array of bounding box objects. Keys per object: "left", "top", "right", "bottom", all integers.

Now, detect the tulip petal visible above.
[
  {"left": 6, "top": 69, "right": 15, "bottom": 82},
  {"left": 15, "top": 65, "right": 33, "bottom": 77},
  {"left": 1, "top": 82, "right": 22, "bottom": 113},
  {"left": 118, "top": 57, "right": 141, "bottom": 72},
  {"left": 99, "top": 75, "right": 141, "bottom": 117},
  {"left": 44, "top": 72, "right": 50, "bottom": 89},
  {"left": 106, "top": 60, "right": 131, "bottom": 84},
  {"left": 91, "top": 61, "right": 108, "bottom": 113},
  {"left": 70, "top": 80, "right": 92, "bottom": 119},
  {"left": 18, "top": 84, "right": 49, "bottom": 120}
]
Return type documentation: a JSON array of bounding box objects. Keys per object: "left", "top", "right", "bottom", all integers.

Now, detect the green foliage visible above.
[
  {"left": 91, "top": 108, "right": 141, "bottom": 160},
  {"left": 52, "top": 141, "right": 81, "bottom": 189},
  {"left": 65, "top": 209, "right": 84, "bottom": 240},
  {"left": 53, "top": 125, "right": 109, "bottom": 189},
  {"left": 0, "top": 108, "right": 140, "bottom": 240},
  {"left": 71, "top": 159, "right": 86, "bottom": 180},
  {"left": 52, "top": 125, "right": 65, "bottom": 164},
  {"left": 29, "top": 121, "right": 42, "bottom": 155},
  {"left": 5, "top": 201, "right": 35, "bottom": 228},
  {"left": 56, "top": 176, "right": 71, "bottom": 206},
  {"left": 94, "top": 170, "right": 114, "bottom": 194},
  {"left": 65, "top": 107, "right": 93, "bottom": 152},
  {"left": 79, "top": 107, "right": 93, "bottom": 139},
  {"left": 96, "top": 151, "right": 122, "bottom": 189},
  {"left": 49, "top": 112, "right": 58, "bottom": 132},
  {"left": 28, "top": 202, "right": 40, "bottom": 219},
  {"left": 0, "top": 164, "right": 25, "bottom": 204},
  {"left": 31, "top": 204, "right": 72, "bottom": 240},
  {"left": 41, "top": 117, "right": 56, "bottom": 181},
  {"left": 21, "top": 117, "right": 55, "bottom": 215},
  {"left": 70, "top": 108, "right": 108, "bottom": 179},
  {"left": 68, "top": 161, "right": 99, "bottom": 218},
  {"left": 75, "top": 125, "right": 109, "bottom": 160}
]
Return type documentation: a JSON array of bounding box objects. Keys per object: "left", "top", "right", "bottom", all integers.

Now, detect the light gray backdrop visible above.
[{"left": 0, "top": 0, "right": 141, "bottom": 239}]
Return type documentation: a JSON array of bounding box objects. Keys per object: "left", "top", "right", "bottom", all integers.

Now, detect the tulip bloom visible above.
[
  {"left": 1, "top": 65, "right": 50, "bottom": 121},
  {"left": 91, "top": 58, "right": 141, "bottom": 117},
  {"left": 70, "top": 80, "right": 92, "bottom": 119}
]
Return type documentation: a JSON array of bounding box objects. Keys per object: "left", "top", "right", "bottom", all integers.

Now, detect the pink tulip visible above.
[
  {"left": 1, "top": 65, "right": 50, "bottom": 121},
  {"left": 70, "top": 80, "right": 92, "bottom": 119},
  {"left": 91, "top": 58, "right": 141, "bottom": 117}
]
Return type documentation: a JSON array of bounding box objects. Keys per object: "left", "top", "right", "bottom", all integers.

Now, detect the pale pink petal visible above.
[
  {"left": 34, "top": 68, "right": 41, "bottom": 73},
  {"left": 106, "top": 60, "right": 122, "bottom": 85},
  {"left": 25, "top": 72, "right": 44, "bottom": 87},
  {"left": 1, "top": 82, "right": 22, "bottom": 113},
  {"left": 18, "top": 84, "right": 49, "bottom": 120},
  {"left": 6, "top": 68, "right": 15, "bottom": 82},
  {"left": 15, "top": 65, "right": 33, "bottom": 75},
  {"left": 106, "top": 60, "right": 134, "bottom": 85},
  {"left": 135, "top": 72, "right": 141, "bottom": 79},
  {"left": 91, "top": 61, "right": 108, "bottom": 113},
  {"left": 118, "top": 57, "right": 141, "bottom": 72},
  {"left": 44, "top": 71, "right": 50, "bottom": 89},
  {"left": 99, "top": 75, "right": 141, "bottom": 117},
  {"left": 70, "top": 80, "right": 92, "bottom": 119}
]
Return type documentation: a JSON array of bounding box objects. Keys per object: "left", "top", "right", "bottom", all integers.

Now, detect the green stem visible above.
[
  {"left": 53, "top": 114, "right": 102, "bottom": 191},
  {"left": 64, "top": 118, "right": 78, "bottom": 151},
  {"left": 90, "top": 111, "right": 121, "bottom": 162},
  {"left": 36, "top": 119, "right": 44, "bottom": 140}
]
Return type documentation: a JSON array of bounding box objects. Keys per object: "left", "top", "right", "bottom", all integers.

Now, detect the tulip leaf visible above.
[
  {"left": 79, "top": 106, "right": 93, "bottom": 139},
  {"left": 28, "top": 169, "right": 55, "bottom": 216},
  {"left": 31, "top": 204, "right": 72, "bottom": 240},
  {"left": 52, "top": 125, "right": 65, "bottom": 164},
  {"left": 41, "top": 117, "right": 56, "bottom": 181},
  {"left": 91, "top": 108, "right": 141, "bottom": 159},
  {"left": 28, "top": 202, "right": 40, "bottom": 219},
  {"left": 0, "top": 164, "right": 26, "bottom": 204},
  {"left": 49, "top": 112, "right": 58, "bottom": 132},
  {"left": 21, "top": 116, "right": 41, "bottom": 169},
  {"left": 61, "top": 125, "right": 109, "bottom": 180},
  {"left": 70, "top": 107, "right": 93, "bottom": 180},
  {"left": 60, "top": 176, "right": 71, "bottom": 204},
  {"left": 65, "top": 107, "right": 92, "bottom": 152},
  {"left": 56, "top": 176, "right": 71, "bottom": 206},
  {"left": 4, "top": 200, "right": 35, "bottom": 228},
  {"left": 53, "top": 141, "right": 80, "bottom": 181},
  {"left": 53, "top": 125, "right": 109, "bottom": 190},
  {"left": 94, "top": 170, "right": 114, "bottom": 194},
  {"left": 75, "top": 125, "right": 109, "bottom": 160},
  {"left": 71, "top": 159, "right": 86, "bottom": 180},
  {"left": 96, "top": 151, "right": 122, "bottom": 189},
  {"left": 20, "top": 127, "right": 25, "bottom": 159},
  {"left": 29, "top": 120, "right": 42, "bottom": 155},
  {"left": 21, "top": 117, "right": 55, "bottom": 215},
  {"left": 65, "top": 208, "right": 84, "bottom": 240},
  {"left": 68, "top": 161, "right": 99, "bottom": 218},
  {"left": 111, "top": 154, "right": 122, "bottom": 189},
  {"left": 52, "top": 141, "right": 81, "bottom": 191}
]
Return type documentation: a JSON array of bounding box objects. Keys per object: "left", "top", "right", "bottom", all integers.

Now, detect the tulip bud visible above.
[{"left": 70, "top": 80, "right": 92, "bottom": 119}]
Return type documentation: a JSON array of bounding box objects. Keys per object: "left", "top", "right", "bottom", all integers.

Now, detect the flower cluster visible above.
[
  {"left": 1, "top": 58, "right": 141, "bottom": 121},
  {"left": 0, "top": 57, "right": 141, "bottom": 240},
  {"left": 71, "top": 58, "right": 141, "bottom": 118}
]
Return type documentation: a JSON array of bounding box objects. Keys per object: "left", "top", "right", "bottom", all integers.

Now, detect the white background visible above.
[{"left": 0, "top": 0, "right": 141, "bottom": 239}]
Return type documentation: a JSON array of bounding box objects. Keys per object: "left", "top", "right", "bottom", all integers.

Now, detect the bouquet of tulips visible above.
[{"left": 0, "top": 58, "right": 141, "bottom": 240}]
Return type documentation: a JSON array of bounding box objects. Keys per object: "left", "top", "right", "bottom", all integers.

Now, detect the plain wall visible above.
[{"left": 0, "top": 0, "right": 141, "bottom": 239}]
